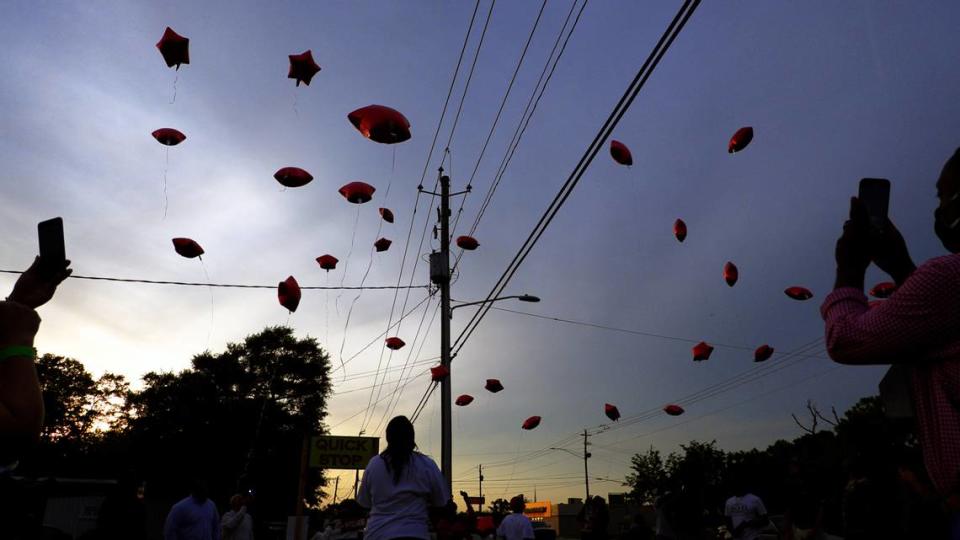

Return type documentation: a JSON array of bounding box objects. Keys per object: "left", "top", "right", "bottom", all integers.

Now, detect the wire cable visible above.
[
  {"left": 452, "top": 0, "right": 701, "bottom": 357},
  {"left": 0, "top": 270, "right": 429, "bottom": 291}
]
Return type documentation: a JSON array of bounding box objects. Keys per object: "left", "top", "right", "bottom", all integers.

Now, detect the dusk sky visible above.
[{"left": 2, "top": 1, "right": 959, "bottom": 505}]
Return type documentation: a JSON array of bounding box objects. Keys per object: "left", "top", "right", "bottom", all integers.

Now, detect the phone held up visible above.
[
  {"left": 38, "top": 217, "right": 65, "bottom": 277},
  {"left": 858, "top": 178, "right": 891, "bottom": 233}
]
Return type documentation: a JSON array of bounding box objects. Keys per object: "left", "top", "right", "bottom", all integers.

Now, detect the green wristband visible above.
[{"left": 0, "top": 346, "right": 37, "bottom": 361}]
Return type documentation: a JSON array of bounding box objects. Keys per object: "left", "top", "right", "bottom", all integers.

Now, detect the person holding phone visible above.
[
  {"left": 822, "top": 148, "right": 960, "bottom": 531},
  {"left": 1, "top": 252, "right": 71, "bottom": 466}
]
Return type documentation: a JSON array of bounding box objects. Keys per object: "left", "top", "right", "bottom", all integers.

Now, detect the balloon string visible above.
[
  {"left": 501, "top": 432, "right": 524, "bottom": 499},
  {"left": 336, "top": 206, "right": 361, "bottom": 316},
  {"left": 170, "top": 72, "right": 178, "bottom": 105},
  {"left": 325, "top": 273, "right": 330, "bottom": 345},
  {"left": 200, "top": 258, "right": 214, "bottom": 349},
  {"left": 163, "top": 147, "right": 170, "bottom": 219},
  {"left": 293, "top": 88, "right": 299, "bottom": 117}
]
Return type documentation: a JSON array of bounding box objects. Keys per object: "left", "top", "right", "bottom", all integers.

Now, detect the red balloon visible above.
[
  {"left": 692, "top": 341, "right": 714, "bottom": 361},
  {"left": 374, "top": 238, "right": 392, "bottom": 252},
  {"left": 784, "top": 286, "right": 814, "bottom": 301},
  {"left": 156, "top": 27, "right": 189, "bottom": 70},
  {"left": 869, "top": 281, "right": 897, "bottom": 299},
  {"left": 431, "top": 365, "right": 449, "bottom": 382},
  {"left": 456, "top": 394, "right": 474, "bottom": 407},
  {"left": 278, "top": 276, "right": 301, "bottom": 312},
  {"left": 485, "top": 379, "right": 504, "bottom": 393},
  {"left": 379, "top": 208, "right": 395, "bottom": 223},
  {"left": 754, "top": 344, "right": 774, "bottom": 363},
  {"left": 723, "top": 262, "right": 739, "bottom": 287},
  {"left": 316, "top": 254, "right": 339, "bottom": 271},
  {"left": 385, "top": 337, "right": 405, "bottom": 350},
  {"left": 348, "top": 105, "right": 411, "bottom": 144},
  {"left": 728, "top": 127, "right": 754, "bottom": 153},
  {"left": 664, "top": 404, "right": 685, "bottom": 416},
  {"left": 288, "top": 50, "right": 321, "bottom": 87},
  {"left": 339, "top": 182, "right": 376, "bottom": 204},
  {"left": 456, "top": 236, "right": 479, "bottom": 251},
  {"left": 152, "top": 128, "right": 186, "bottom": 146},
  {"left": 610, "top": 140, "right": 633, "bottom": 166},
  {"left": 604, "top": 403, "right": 620, "bottom": 422},
  {"left": 274, "top": 167, "right": 313, "bottom": 188},
  {"left": 172, "top": 238, "right": 204, "bottom": 259},
  {"left": 673, "top": 219, "right": 687, "bottom": 243},
  {"left": 522, "top": 416, "right": 541, "bottom": 430}
]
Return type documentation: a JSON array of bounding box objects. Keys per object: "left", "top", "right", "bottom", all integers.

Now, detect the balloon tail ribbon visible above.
[
  {"left": 201, "top": 258, "right": 214, "bottom": 349},
  {"left": 336, "top": 206, "right": 361, "bottom": 316},
  {"left": 293, "top": 89, "right": 299, "bottom": 117},
  {"left": 170, "top": 72, "right": 178, "bottom": 105},
  {"left": 162, "top": 147, "right": 170, "bottom": 219}
]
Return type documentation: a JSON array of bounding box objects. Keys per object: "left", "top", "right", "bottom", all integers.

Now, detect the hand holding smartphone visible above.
[
  {"left": 38, "top": 217, "right": 66, "bottom": 277},
  {"left": 858, "top": 178, "right": 891, "bottom": 232}
]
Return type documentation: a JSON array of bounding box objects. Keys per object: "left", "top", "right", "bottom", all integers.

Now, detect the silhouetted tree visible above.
[{"left": 125, "top": 326, "right": 333, "bottom": 518}]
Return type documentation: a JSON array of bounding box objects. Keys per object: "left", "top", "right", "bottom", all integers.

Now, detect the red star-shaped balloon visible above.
[
  {"left": 288, "top": 50, "right": 321, "bottom": 87},
  {"left": 156, "top": 27, "right": 189, "bottom": 70}
]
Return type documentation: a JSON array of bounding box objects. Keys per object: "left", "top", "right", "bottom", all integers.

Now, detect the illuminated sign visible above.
[
  {"left": 523, "top": 501, "right": 552, "bottom": 519},
  {"left": 309, "top": 436, "right": 380, "bottom": 470}
]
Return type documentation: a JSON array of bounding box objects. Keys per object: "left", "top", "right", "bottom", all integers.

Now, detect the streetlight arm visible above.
[{"left": 451, "top": 294, "right": 540, "bottom": 311}]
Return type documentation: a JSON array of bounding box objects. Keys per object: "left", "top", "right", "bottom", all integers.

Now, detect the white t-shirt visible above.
[
  {"left": 496, "top": 513, "right": 534, "bottom": 540},
  {"left": 221, "top": 506, "right": 253, "bottom": 540},
  {"left": 357, "top": 452, "right": 449, "bottom": 540},
  {"left": 724, "top": 493, "right": 768, "bottom": 540}
]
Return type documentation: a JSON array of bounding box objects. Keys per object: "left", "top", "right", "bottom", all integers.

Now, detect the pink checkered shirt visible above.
[{"left": 821, "top": 254, "right": 960, "bottom": 496}]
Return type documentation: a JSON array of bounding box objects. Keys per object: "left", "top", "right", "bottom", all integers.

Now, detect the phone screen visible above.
[
  {"left": 858, "top": 178, "right": 890, "bottom": 229},
  {"left": 38, "top": 217, "right": 65, "bottom": 273}
]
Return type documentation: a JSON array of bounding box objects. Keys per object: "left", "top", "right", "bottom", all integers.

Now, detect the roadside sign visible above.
[
  {"left": 309, "top": 435, "right": 379, "bottom": 470},
  {"left": 467, "top": 496, "right": 485, "bottom": 505}
]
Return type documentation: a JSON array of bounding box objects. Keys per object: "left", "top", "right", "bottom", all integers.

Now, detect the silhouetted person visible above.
[
  {"left": 0, "top": 256, "right": 71, "bottom": 539},
  {"left": 357, "top": 415, "right": 448, "bottom": 540},
  {"left": 96, "top": 472, "right": 147, "bottom": 540},
  {"left": 221, "top": 493, "right": 254, "bottom": 540},
  {"left": 620, "top": 513, "right": 653, "bottom": 540},
  {"left": 0, "top": 256, "right": 71, "bottom": 466},
  {"left": 724, "top": 478, "right": 769, "bottom": 540},
  {"left": 496, "top": 495, "right": 534, "bottom": 540},
  {"left": 164, "top": 478, "right": 221, "bottom": 540},
  {"left": 822, "top": 147, "right": 960, "bottom": 533}
]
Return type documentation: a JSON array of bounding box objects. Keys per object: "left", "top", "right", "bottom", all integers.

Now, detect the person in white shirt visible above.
[
  {"left": 221, "top": 493, "right": 254, "bottom": 540},
  {"left": 724, "top": 481, "right": 769, "bottom": 540},
  {"left": 358, "top": 416, "right": 449, "bottom": 540},
  {"left": 496, "top": 495, "right": 534, "bottom": 540}
]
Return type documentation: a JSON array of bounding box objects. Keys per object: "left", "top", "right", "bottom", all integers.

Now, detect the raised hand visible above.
[{"left": 8, "top": 257, "right": 72, "bottom": 309}]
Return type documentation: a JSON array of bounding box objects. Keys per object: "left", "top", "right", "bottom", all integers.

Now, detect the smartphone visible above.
[
  {"left": 38, "top": 217, "right": 65, "bottom": 275},
  {"left": 858, "top": 178, "right": 890, "bottom": 230}
]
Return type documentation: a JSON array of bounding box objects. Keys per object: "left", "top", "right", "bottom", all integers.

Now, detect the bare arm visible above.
[{"left": 0, "top": 301, "right": 43, "bottom": 463}]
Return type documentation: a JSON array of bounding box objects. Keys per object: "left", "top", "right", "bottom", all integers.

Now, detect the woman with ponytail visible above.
[{"left": 358, "top": 416, "right": 449, "bottom": 540}]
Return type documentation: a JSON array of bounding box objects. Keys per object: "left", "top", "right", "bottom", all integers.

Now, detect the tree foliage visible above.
[{"left": 25, "top": 326, "right": 333, "bottom": 522}]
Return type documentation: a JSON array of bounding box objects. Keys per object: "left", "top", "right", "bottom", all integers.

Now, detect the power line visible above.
[
  {"left": 332, "top": 293, "right": 434, "bottom": 374},
  {"left": 491, "top": 306, "right": 830, "bottom": 360},
  {"left": 473, "top": 336, "right": 822, "bottom": 472},
  {"left": 0, "top": 270, "right": 429, "bottom": 291},
  {"left": 468, "top": 0, "right": 588, "bottom": 238},
  {"left": 452, "top": 0, "right": 702, "bottom": 357}
]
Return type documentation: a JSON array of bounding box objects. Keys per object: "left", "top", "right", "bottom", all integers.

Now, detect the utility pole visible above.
[
  {"left": 332, "top": 476, "right": 340, "bottom": 505},
  {"left": 426, "top": 171, "right": 468, "bottom": 491},
  {"left": 479, "top": 464, "right": 484, "bottom": 507},
  {"left": 583, "top": 429, "right": 591, "bottom": 501}
]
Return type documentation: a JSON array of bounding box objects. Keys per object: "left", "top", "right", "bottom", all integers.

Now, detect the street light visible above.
[
  {"left": 450, "top": 294, "right": 540, "bottom": 313},
  {"left": 549, "top": 438, "right": 591, "bottom": 501}
]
